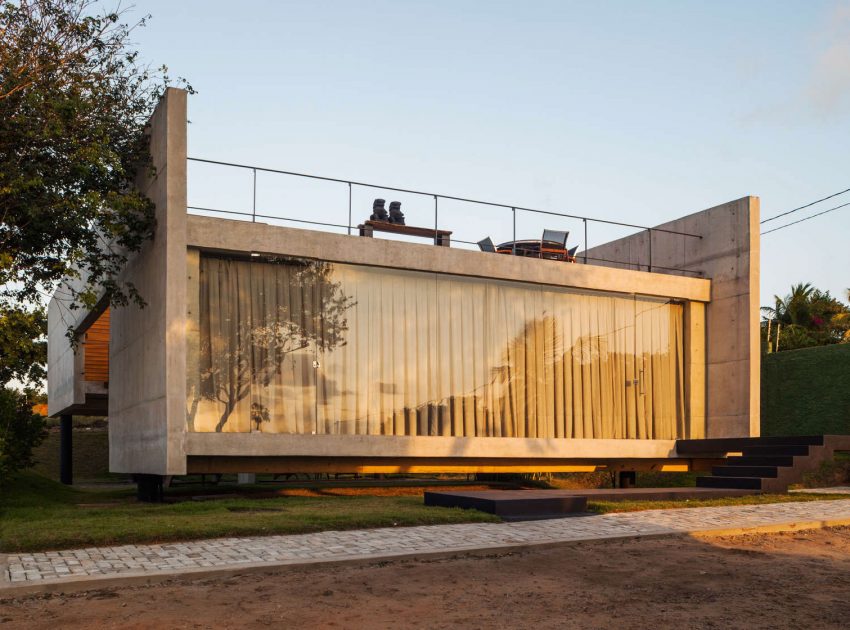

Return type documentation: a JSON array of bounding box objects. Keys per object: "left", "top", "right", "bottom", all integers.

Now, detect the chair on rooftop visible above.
[
  {"left": 477, "top": 237, "right": 496, "bottom": 252},
  {"left": 541, "top": 229, "right": 569, "bottom": 260},
  {"left": 542, "top": 229, "right": 569, "bottom": 249}
]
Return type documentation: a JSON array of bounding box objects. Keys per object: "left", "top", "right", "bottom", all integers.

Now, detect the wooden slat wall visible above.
[{"left": 83, "top": 308, "right": 110, "bottom": 383}]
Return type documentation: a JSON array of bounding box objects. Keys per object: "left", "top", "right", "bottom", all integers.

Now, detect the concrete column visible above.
[
  {"left": 59, "top": 414, "right": 73, "bottom": 485},
  {"left": 237, "top": 473, "right": 256, "bottom": 485}
]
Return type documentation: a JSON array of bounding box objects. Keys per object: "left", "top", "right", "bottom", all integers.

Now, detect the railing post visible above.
[
  {"left": 252, "top": 168, "right": 257, "bottom": 223},
  {"left": 647, "top": 228, "right": 652, "bottom": 272},
  {"left": 512, "top": 207, "right": 516, "bottom": 255},
  {"left": 434, "top": 195, "right": 438, "bottom": 245},
  {"left": 583, "top": 218, "right": 588, "bottom": 263},
  {"left": 347, "top": 182, "right": 352, "bottom": 235}
]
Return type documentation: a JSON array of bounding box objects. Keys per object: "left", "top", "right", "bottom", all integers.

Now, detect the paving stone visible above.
[{"left": 4, "top": 499, "right": 850, "bottom": 584}]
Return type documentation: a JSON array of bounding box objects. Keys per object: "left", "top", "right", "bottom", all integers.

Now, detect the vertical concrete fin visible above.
[{"left": 109, "top": 87, "right": 188, "bottom": 474}]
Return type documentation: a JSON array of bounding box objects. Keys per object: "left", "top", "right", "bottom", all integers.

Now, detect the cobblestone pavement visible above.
[
  {"left": 790, "top": 487, "right": 850, "bottom": 494},
  {"left": 5, "top": 499, "right": 850, "bottom": 584}
]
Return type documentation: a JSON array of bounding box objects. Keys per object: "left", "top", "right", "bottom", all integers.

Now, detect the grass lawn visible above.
[
  {"left": 2, "top": 472, "right": 847, "bottom": 554},
  {"left": 0, "top": 473, "right": 498, "bottom": 553},
  {"left": 588, "top": 492, "right": 850, "bottom": 514}
]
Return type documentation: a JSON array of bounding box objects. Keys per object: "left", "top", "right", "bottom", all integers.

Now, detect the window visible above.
[{"left": 188, "top": 255, "right": 688, "bottom": 439}]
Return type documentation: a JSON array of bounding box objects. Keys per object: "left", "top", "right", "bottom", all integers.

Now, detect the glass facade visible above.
[{"left": 188, "top": 255, "right": 692, "bottom": 439}]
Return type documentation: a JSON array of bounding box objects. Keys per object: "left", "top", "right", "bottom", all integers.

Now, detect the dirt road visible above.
[{"left": 2, "top": 526, "right": 849, "bottom": 629}]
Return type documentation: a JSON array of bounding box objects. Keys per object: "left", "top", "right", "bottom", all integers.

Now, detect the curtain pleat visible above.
[{"left": 194, "top": 256, "right": 689, "bottom": 439}]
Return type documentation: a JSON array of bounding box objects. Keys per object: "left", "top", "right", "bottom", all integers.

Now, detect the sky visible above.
[{"left": 131, "top": 0, "right": 850, "bottom": 305}]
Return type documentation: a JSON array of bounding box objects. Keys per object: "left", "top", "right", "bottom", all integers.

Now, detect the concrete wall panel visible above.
[
  {"left": 108, "top": 88, "right": 188, "bottom": 475},
  {"left": 47, "top": 274, "right": 97, "bottom": 416},
  {"left": 584, "top": 197, "right": 760, "bottom": 437}
]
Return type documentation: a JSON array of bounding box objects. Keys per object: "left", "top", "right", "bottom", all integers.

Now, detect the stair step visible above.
[
  {"left": 696, "top": 476, "right": 763, "bottom": 490},
  {"left": 725, "top": 456, "right": 796, "bottom": 467},
  {"left": 741, "top": 444, "right": 810, "bottom": 457},
  {"left": 713, "top": 465, "right": 779, "bottom": 478},
  {"left": 677, "top": 435, "right": 824, "bottom": 455}
]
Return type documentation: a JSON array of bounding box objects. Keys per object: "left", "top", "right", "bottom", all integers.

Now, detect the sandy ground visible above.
[{"left": 2, "top": 526, "right": 850, "bottom": 629}]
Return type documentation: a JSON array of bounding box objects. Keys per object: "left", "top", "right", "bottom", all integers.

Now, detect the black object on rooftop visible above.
[
  {"left": 370, "top": 198, "right": 389, "bottom": 221},
  {"left": 477, "top": 237, "right": 496, "bottom": 252},
  {"left": 542, "top": 229, "right": 569, "bottom": 248},
  {"left": 388, "top": 201, "right": 405, "bottom": 225}
]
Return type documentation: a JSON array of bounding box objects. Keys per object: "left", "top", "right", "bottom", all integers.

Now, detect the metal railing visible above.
[{"left": 186, "top": 157, "right": 704, "bottom": 276}]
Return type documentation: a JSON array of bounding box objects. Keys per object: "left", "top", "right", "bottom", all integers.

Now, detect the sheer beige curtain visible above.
[
  {"left": 192, "top": 255, "right": 688, "bottom": 439},
  {"left": 194, "top": 256, "right": 323, "bottom": 433}
]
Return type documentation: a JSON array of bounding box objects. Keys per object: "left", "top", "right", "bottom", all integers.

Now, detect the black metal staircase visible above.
[{"left": 676, "top": 435, "right": 850, "bottom": 493}]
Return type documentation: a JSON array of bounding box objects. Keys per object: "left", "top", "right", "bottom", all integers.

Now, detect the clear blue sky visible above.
[{"left": 132, "top": 0, "right": 850, "bottom": 305}]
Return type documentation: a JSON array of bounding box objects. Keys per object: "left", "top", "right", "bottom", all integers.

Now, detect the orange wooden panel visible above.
[{"left": 83, "top": 308, "right": 110, "bottom": 383}]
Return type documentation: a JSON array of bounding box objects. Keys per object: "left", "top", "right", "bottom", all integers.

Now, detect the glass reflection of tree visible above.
[{"left": 197, "top": 258, "right": 354, "bottom": 433}]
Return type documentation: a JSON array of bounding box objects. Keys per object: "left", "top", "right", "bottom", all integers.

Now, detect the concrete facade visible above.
[
  {"left": 46, "top": 88, "right": 762, "bottom": 475},
  {"left": 583, "top": 197, "right": 760, "bottom": 438},
  {"left": 46, "top": 274, "right": 104, "bottom": 417},
  {"left": 107, "top": 88, "right": 188, "bottom": 474},
  {"left": 187, "top": 215, "right": 710, "bottom": 303}
]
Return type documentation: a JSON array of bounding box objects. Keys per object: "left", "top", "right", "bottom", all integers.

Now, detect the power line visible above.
[
  {"left": 761, "top": 200, "right": 850, "bottom": 235},
  {"left": 761, "top": 186, "right": 850, "bottom": 224}
]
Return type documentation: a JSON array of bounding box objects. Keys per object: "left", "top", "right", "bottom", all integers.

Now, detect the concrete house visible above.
[{"left": 47, "top": 89, "right": 760, "bottom": 490}]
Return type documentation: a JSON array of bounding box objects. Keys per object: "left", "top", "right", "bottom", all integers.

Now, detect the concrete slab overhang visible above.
[
  {"left": 186, "top": 434, "right": 680, "bottom": 459},
  {"left": 186, "top": 215, "right": 711, "bottom": 303}
]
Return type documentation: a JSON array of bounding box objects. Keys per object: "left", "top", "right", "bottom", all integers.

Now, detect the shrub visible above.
[{"left": 0, "top": 387, "right": 46, "bottom": 485}]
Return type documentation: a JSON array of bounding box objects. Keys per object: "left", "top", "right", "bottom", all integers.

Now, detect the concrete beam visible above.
[
  {"left": 186, "top": 433, "right": 678, "bottom": 459},
  {"left": 186, "top": 216, "right": 711, "bottom": 303}
]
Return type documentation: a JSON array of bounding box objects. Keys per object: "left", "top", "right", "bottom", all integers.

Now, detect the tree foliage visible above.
[
  {"left": 0, "top": 387, "right": 46, "bottom": 483},
  {"left": 0, "top": 0, "right": 190, "bottom": 386},
  {"left": 761, "top": 282, "right": 850, "bottom": 352},
  {"left": 0, "top": 306, "right": 46, "bottom": 385}
]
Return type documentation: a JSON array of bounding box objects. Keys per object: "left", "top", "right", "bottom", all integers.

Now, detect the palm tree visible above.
[{"left": 762, "top": 282, "right": 850, "bottom": 351}]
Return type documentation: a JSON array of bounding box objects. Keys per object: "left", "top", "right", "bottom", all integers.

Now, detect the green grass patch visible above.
[
  {"left": 588, "top": 492, "right": 850, "bottom": 514},
  {"left": 0, "top": 472, "right": 498, "bottom": 553}
]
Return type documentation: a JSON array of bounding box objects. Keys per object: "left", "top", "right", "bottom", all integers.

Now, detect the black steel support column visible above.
[
  {"left": 617, "top": 471, "right": 636, "bottom": 489},
  {"left": 59, "top": 414, "right": 73, "bottom": 485},
  {"left": 135, "top": 474, "right": 165, "bottom": 502}
]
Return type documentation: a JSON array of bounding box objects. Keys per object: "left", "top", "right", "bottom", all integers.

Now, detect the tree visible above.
[
  {"left": 0, "top": 0, "right": 191, "bottom": 385},
  {"left": 0, "top": 306, "right": 46, "bottom": 385},
  {"left": 761, "top": 282, "right": 850, "bottom": 351},
  {"left": 0, "top": 387, "right": 46, "bottom": 483}
]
